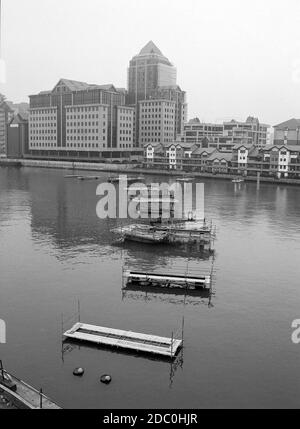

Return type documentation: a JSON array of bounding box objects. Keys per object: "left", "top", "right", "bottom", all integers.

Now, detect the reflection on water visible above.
[{"left": 0, "top": 166, "right": 300, "bottom": 409}]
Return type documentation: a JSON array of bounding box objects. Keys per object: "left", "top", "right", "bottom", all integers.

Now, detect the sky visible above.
[{"left": 1, "top": 0, "right": 300, "bottom": 126}]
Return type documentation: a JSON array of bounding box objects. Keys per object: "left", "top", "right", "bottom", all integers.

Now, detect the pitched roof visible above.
[
  {"left": 58, "top": 79, "right": 90, "bottom": 91},
  {"left": 139, "top": 41, "right": 163, "bottom": 56},
  {"left": 233, "top": 143, "right": 255, "bottom": 150},
  {"left": 52, "top": 79, "right": 117, "bottom": 93},
  {"left": 192, "top": 147, "right": 217, "bottom": 156},
  {"left": 264, "top": 144, "right": 300, "bottom": 153},
  {"left": 274, "top": 118, "right": 300, "bottom": 130},
  {"left": 207, "top": 151, "right": 232, "bottom": 162},
  {"left": 0, "top": 100, "right": 14, "bottom": 112}
]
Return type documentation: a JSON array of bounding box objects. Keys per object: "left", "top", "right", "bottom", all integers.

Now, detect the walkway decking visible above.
[
  {"left": 0, "top": 371, "right": 60, "bottom": 409},
  {"left": 64, "top": 323, "right": 182, "bottom": 358}
]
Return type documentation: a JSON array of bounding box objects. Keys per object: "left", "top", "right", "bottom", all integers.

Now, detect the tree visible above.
[{"left": 0, "top": 93, "right": 6, "bottom": 104}]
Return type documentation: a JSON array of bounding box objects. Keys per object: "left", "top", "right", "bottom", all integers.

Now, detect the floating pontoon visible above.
[
  {"left": 124, "top": 270, "right": 212, "bottom": 290},
  {"left": 63, "top": 323, "right": 182, "bottom": 358}
]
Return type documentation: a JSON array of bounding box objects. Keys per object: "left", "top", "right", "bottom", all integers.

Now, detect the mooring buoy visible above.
[
  {"left": 73, "top": 367, "right": 85, "bottom": 377},
  {"left": 100, "top": 375, "right": 112, "bottom": 384}
]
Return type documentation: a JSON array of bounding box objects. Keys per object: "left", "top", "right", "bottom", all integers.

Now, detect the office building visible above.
[
  {"left": 28, "top": 79, "right": 140, "bottom": 161},
  {"left": 127, "top": 41, "right": 187, "bottom": 145},
  {"left": 139, "top": 99, "right": 176, "bottom": 145}
]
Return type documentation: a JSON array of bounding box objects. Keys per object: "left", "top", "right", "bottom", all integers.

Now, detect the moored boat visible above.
[
  {"left": 232, "top": 177, "right": 244, "bottom": 183},
  {"left": 123, "top": 228, "right": 169, "bottom": 244}
]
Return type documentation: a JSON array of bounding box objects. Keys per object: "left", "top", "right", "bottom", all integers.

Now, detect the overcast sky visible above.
[{"left": 1, "top": 0, "right": 300, "bottom": 125}]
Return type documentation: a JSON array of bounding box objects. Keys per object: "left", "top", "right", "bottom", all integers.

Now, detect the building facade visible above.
[
  {"left": 144, "top": 141, "right": 300, "bottom": 178},
  {"left": 182, "top": 117, "right": 270, "bottom": 151},
  {"left": 0, "top": 100, "right": 14, "bottom": 155},
  {"left": 28, "top": 79, "right": 141, "bottom": 161},
  {"left": 0, "top": 99, "right": 29, "bottom": 156},
  {"left": 6, "top": 111, "right": 29, "bottom": 158},
  {"left": 139, "top": 99, "right": 176, "bottom": 145},
  {"left": 273, "top": 118, "right": 300, "bottom": 146},
  {"left": 223, "top": 117, "right": 269, "bottom": 147},
  {"left": 182, "top": 118, "right": 224, "bottom": 145},
  {"left": 127, "top": 41, "right": 187, "bottom": 145},
  {"left": 127, "top": 41, "right": 177, "bottom": 105}
]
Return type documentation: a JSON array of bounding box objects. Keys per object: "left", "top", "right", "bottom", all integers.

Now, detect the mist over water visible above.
[{"left": 0, "top": 166, "right": 299, "bottom": 409}]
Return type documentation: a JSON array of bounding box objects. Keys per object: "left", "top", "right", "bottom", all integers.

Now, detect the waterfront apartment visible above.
[
  {"left": 144, "top": 141, "right": 300, "bottom": 178},
  {"left": 181, "top": 117, "right": 270, "bottom": 150},
  {"left": 273, "top": 118, "right": 300, "bottom": 146},
  {"left": 27, "top": 79, "right": 142, "bottom": 162}
]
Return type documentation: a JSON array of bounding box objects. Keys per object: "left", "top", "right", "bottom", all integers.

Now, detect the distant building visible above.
[
  {"left": 7, "top": 110, "right": 29, "bottom": 158},
  {"left": 273, "top": 118, "right": 300, "bottom": 146},
  {"left": 127, "top": 41, "right": 187, "bottom": 145},
  {"left": 28, "top": 79, "right": 142, "bottom": 162},
  {"left": 139, "top": 99, "right": 176, "bottom": 145},
  {"left": 0, "top": 99, "right": 14, "bottom": 155},
  {"left": 182, "top": 117, "right": 270, "bottom": 151},
  {"left": 223, "top": 117, "right": 269, "bottom": 147},
  {"left": 127, "top": 41, "right": 177, "bottom": 105},
  {"left": 182, "top": 118, "right": 224, "bottom": 146},
  {"left": 0, "top": 99, "right": 29, "bottom": 156}
]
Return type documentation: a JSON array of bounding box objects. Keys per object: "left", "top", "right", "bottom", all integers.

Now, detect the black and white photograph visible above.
[{"left": 0, "top": 0, "right": 299, "bottom": 415}]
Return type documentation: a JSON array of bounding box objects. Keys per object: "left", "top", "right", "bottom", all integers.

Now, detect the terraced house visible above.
[
  {"left": 144, "top": 141, "right": 300, "bottom": 179},
  {"left": 262, "top": 145, "right": 300, "bottom": 178}
]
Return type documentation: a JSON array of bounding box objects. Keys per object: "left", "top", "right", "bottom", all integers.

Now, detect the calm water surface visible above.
[{"left": 0, "top": 166, "right": 299, "bottom": 409}]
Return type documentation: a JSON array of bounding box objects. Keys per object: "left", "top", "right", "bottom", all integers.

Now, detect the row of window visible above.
[
  {"left": 119, "top": 137, "right": 132, "bottom": 142},
  {"left": 30, "top": 136, "right": 56, "bottom": 141},
  {"left": 119, "top": 144, "right": 132, "bottom": 148},
  {"left": 30, "top": 123, "right": 56, "bottom": 128},
  {"left": 67, "top": 129, "right": 105, "bottom": 135},
  {"left": 66, "top": 121, "right": 102, "bottom": 127},
  {"left": 66, "top": 114, "right": 104, "bottom": 120},
  {"left": 30, "top": 130, "right": 56, "bottom": 135},
  {"left": 66, "top": 106, "right": 105, "bottom": 113},
  {"left": 119, "top": 116, "right": 132, "bottom": 121},
  {"left": 67, "top": 136, "right": 106, "bottom": 142},
  {"left": 30, "top": 116, "right": 56, "bottom": 122},
  {"left": 30, "top": 109, "right": 57, "bottom": 115},
  {"left": 141, "top": 115, "right": 174, "bottom": 119}
]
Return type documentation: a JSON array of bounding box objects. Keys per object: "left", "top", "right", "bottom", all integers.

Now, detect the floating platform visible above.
[
  {"left": 77, "top": 176, "right": 100, "bottom": 181},
  {"left": 63, "top": 323, "right": 182, "bottom": 358},
  {"left": 124, "top": 270, "right": 212, "bottom": 290},
  {"left": 108, "top": 176, "right": 143, "bottom": 184},
  {"left": 112, "top": 222, "right": 214, "bottom": 248},
  {"left": 176, "top": 177, "right": 194, "bottom": 183}
]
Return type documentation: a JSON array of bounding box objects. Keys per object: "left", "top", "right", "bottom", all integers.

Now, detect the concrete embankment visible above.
[{"left": 1, "top": 157, "right": 300, "bottom": 186}]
